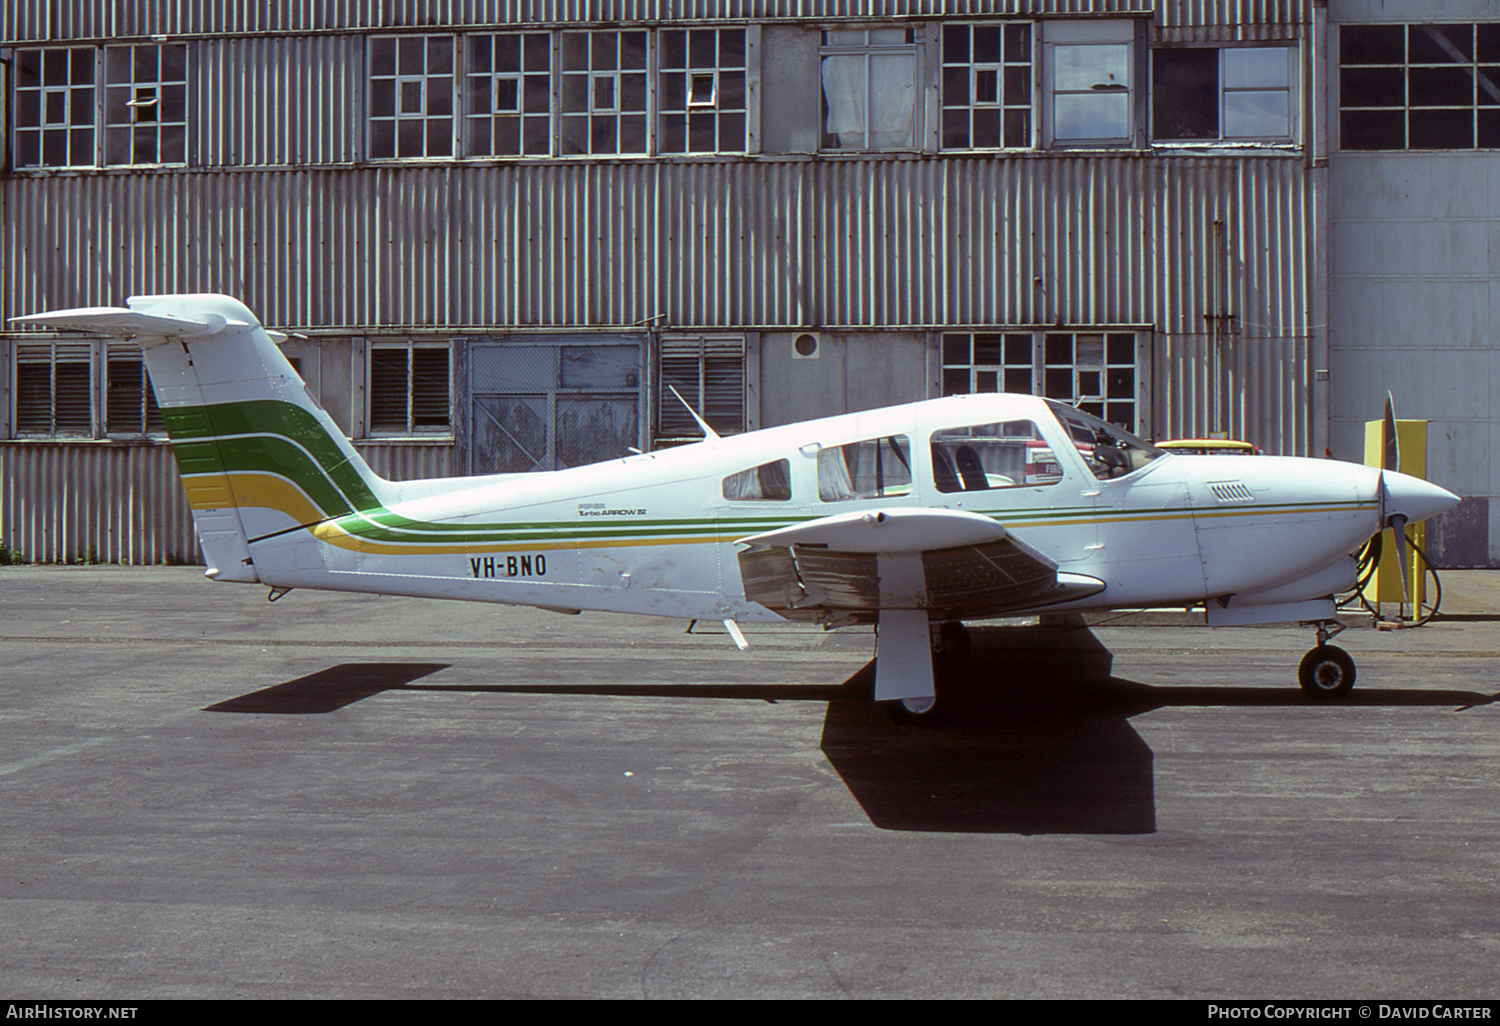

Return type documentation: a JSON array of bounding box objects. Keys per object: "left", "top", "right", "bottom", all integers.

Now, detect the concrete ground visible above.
[{"left": 1, "top": 565, "right": 1497, "bottom": 999}]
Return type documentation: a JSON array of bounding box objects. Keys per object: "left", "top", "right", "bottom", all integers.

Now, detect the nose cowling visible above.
[{"left": 1380, "top": 470, "right": 1460, "bottom": 526}]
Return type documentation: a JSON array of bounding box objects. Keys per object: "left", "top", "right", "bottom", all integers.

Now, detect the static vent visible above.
[{"left": 1209, "top": 482, "right": 1255, "bottom": 504}]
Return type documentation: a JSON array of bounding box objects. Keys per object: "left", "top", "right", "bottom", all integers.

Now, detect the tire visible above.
[
  {"left": 932, "top": 620, "right": 972, "bottom": 676},
  {"left": 1298, "top": 645, "right": 1356, "bottom": 699}
]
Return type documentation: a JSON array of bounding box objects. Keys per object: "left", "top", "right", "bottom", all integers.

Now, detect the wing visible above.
[{"left": 735, "top": 507, "right": 1103, "bottom": 624}]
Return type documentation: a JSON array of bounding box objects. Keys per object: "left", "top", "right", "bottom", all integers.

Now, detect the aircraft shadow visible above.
[
  {"left": 821, "top": 628, "right": 1156, "bottom": 835},
  {"left": 199, "top": 633, "right": 1496, "bottom": 835},
  {"left": 819, "top": 626, "right": 1498, "bottom": 835},
  {"left": 204, "top": 662, "right": 451, "bottom": 713}
]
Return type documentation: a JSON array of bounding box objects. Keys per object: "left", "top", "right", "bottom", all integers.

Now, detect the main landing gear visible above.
[
  {"left": 1298, "top": 621, "right": 1356, "bottom": 700},
  {"left": 884, "top": 621, "right": 972, "bottom": 724}
]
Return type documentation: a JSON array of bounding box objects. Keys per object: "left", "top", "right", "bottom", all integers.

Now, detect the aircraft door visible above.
[{"left": 923, "top": 414, "right": 1098, "bottom": 564}]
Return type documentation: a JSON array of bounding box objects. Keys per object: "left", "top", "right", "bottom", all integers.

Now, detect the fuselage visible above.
[{"left": 243, "top": 393, "right": 1443, "bottom": 623}]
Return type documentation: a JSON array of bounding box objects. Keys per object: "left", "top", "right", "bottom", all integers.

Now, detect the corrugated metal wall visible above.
[
  {"left": 4, "top": 156, "right": 1314, "bottom": 337},
  {"left": 0, "top": 441, "right": 455, "bottom": 564},
  {"left": 0, "top": 1, "right": 1191, "bottom": 43}
]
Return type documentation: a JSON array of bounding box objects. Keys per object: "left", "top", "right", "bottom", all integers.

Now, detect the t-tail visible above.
[{"left": 10, "top": 294, "right": 396, "bottom": 582}]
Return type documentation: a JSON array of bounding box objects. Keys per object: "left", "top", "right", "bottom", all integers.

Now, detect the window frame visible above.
[
  {"left": 655, "top": 334, "right": 747, "bottom": 445},
  {"left": 368, "top": 35, "right": 458, "bottom": 161},
  {"left": 1338, "top": 22, "right": 1500, "bottom": 151},
  {"left": 939, "top": 329, "right": 1148, "bottom": 437},
  {"left": 366, "top": 340, "right": 455, "bottom": 438},
  {"left": 103, "top": 42, "right": 189, "bottom": 167},
  {"left": 940, "top": 21, "right": 1035, "bottom": 151},
  {"left": 463, "top": 31, "right": 554, "bottom": 158},
  {"left": 818, "top": 26, "right": 924, "bottom": 152},
  {"left": 657, "top": 26, "right": 749, "bottom": 155},
  {"left": 1042, "top": 19, "right": 1138, "bottom": 149},
  {"left": 1151, "top": 44, "right": 1297, "bottom": 145},
  {"left": 13, "top": 46, "right": 99, "bottom": 169}
]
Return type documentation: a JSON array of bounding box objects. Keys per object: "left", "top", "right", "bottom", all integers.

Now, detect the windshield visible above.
[{"left": 1043, "top": 400, "right": 1163, "bottom": 480}]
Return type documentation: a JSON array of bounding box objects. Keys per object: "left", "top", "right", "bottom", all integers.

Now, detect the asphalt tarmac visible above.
[{"left": 2, "top": 565, "right": 1498, "bottom": 999}]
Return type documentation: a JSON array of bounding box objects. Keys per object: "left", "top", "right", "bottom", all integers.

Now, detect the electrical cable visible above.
[{"left": 1341, "top": 532, "right": 1442, "bottom": 627}]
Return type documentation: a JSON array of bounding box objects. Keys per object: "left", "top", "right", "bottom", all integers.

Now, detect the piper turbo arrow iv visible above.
[{"left": 12, "top": 294, "right": 1460, "bottom": 717}]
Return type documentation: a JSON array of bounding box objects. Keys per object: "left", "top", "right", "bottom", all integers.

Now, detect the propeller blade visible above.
[
  {"left": 1390, "top": 513, "right": 1412, "bottom": 608},
  {"left": 1383, "top": 391, "right": 1400, "bottom": 474}
]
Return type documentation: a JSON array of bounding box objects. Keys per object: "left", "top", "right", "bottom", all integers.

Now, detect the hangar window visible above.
[
  {"left": 368, "top": 341, "right": 452, "bottom": 436},
  {"left": 464, "top": 32, "right": 552, "bottom": 157},
  {"left": 941, "top": 331, "right": 1144, "bottom": 436},
  {"left": 723, "top": 459, "right": 792, "bottom": 501},
  {"left": 369, "top": 36, "right": 457, "bottom": 159},
  {"left": 13, "top": 43, "right": 187, "bottom": 168},
  {"left": 13, "top": 342, "right": 93, "bottom": 438},
  {"left": 1044, "top": 20, "right": 1135, "bottom": 147},
  {"left": 12, "top": 46, "right": 97, "bottom": 169},
  {"left": 818, "top": 435, "right": 912, "bottom": 501},
  {"left": 1340, "top": 23, "right": 1500, "bottom": 149},
  {"left": 559, "top": 29, "right": 650, "bottom": 155},
  {"left": 658, "top": 27, "right": 748, "bottom": 154},
  {"left": 1153, "top": 46, "right": 1295, "bottom": 142},
  {"left": 657, "top": 335, "right": 746, "bottom": 446},
  {"left": 941, "top": 22, "right": 1034, "bottom": 150},
  {"left": 103, "top": 43, "right": 188, "bottom": 166},
  {"left": 820, "top": 28, "right": 921, "bottom": 150},
  {"left": 104, "top": 344, "right": 164, "bottom": 437}
]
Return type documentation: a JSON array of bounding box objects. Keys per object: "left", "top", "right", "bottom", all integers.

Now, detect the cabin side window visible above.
[
  {"left": 817, "top": 435, "right": 912, "bottom": 501},
  {"left": 722, "top": 459, "right": 792, "bottom": 501},
  {"left": 930, "top": 420, "right": 1061, "bottom": 492}
]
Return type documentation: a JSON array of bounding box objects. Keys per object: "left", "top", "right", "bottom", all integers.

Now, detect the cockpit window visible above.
[
  {"left": 1045, "top": 400, "right": 1162, "bottom": 480},
  {"left": 931, "top": 420, "right": 1060, "bottom": 492},
  {"left": 817, "top": 435, "right": 912, "bottom": 501},
  {"left": 723, "top": 459, "right": 792, "bottom": 501}
]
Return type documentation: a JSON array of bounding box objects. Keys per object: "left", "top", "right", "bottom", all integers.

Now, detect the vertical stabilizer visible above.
[{"left": 10, "top": 294, "right": 395, "bottom": 582}]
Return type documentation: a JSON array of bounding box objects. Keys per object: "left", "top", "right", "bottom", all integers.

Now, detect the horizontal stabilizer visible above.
[{"left": 10, "top": 306, "right": 230, "bottom": 339}]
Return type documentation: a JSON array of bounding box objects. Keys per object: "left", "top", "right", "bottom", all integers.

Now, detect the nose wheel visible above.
[{"left": 1299, "top": 622, "right": 1355, "bottom": 699}]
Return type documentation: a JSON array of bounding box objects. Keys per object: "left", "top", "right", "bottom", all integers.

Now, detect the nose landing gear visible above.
[{"left": 1299, "top": 621, "right": 1355, "bottom": 699}]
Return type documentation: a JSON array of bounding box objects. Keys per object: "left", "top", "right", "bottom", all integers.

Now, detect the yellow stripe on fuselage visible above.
[{"left": 181, "top": 471, "right": 327, "bottom": 524}]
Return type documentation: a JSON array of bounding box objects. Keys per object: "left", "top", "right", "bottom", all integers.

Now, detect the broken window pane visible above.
[{"left": 1153, "top": 49, "right": 1218, "bottom": 139}]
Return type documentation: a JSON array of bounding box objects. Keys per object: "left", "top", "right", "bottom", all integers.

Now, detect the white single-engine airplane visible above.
[{"left": 14, "top": 295, "right": 1460, "bottom": 717}]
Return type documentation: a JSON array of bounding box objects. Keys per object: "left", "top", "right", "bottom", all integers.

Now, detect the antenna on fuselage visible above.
[{"left": 667, "top": 385, "right": 721, "bottom": 442}]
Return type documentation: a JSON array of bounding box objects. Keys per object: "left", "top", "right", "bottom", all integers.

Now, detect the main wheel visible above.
[
  {"left": 932, "top": 620, "right": 972, "bottom": 676},
  {"left": 1298, "top": 644, "right": 1356, "bottom": 699}
]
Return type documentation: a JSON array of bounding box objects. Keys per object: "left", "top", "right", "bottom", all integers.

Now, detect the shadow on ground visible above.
[{"left": 201, "top": 627, "right": 1497, "bottom": 835}]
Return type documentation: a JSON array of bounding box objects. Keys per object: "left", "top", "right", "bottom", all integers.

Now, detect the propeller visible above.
[{"left": 1378, "top": 391, "right": 1414, "bottom": 613}]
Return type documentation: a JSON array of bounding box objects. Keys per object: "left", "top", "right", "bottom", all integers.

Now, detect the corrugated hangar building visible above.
[{"left": 0, "top": 0, "right": 1493, "bottom": 567}]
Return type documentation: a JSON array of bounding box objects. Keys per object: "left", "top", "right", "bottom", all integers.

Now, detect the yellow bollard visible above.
[{"left": 1362, "top": 417, "right": 1428, "bottom": 610}]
